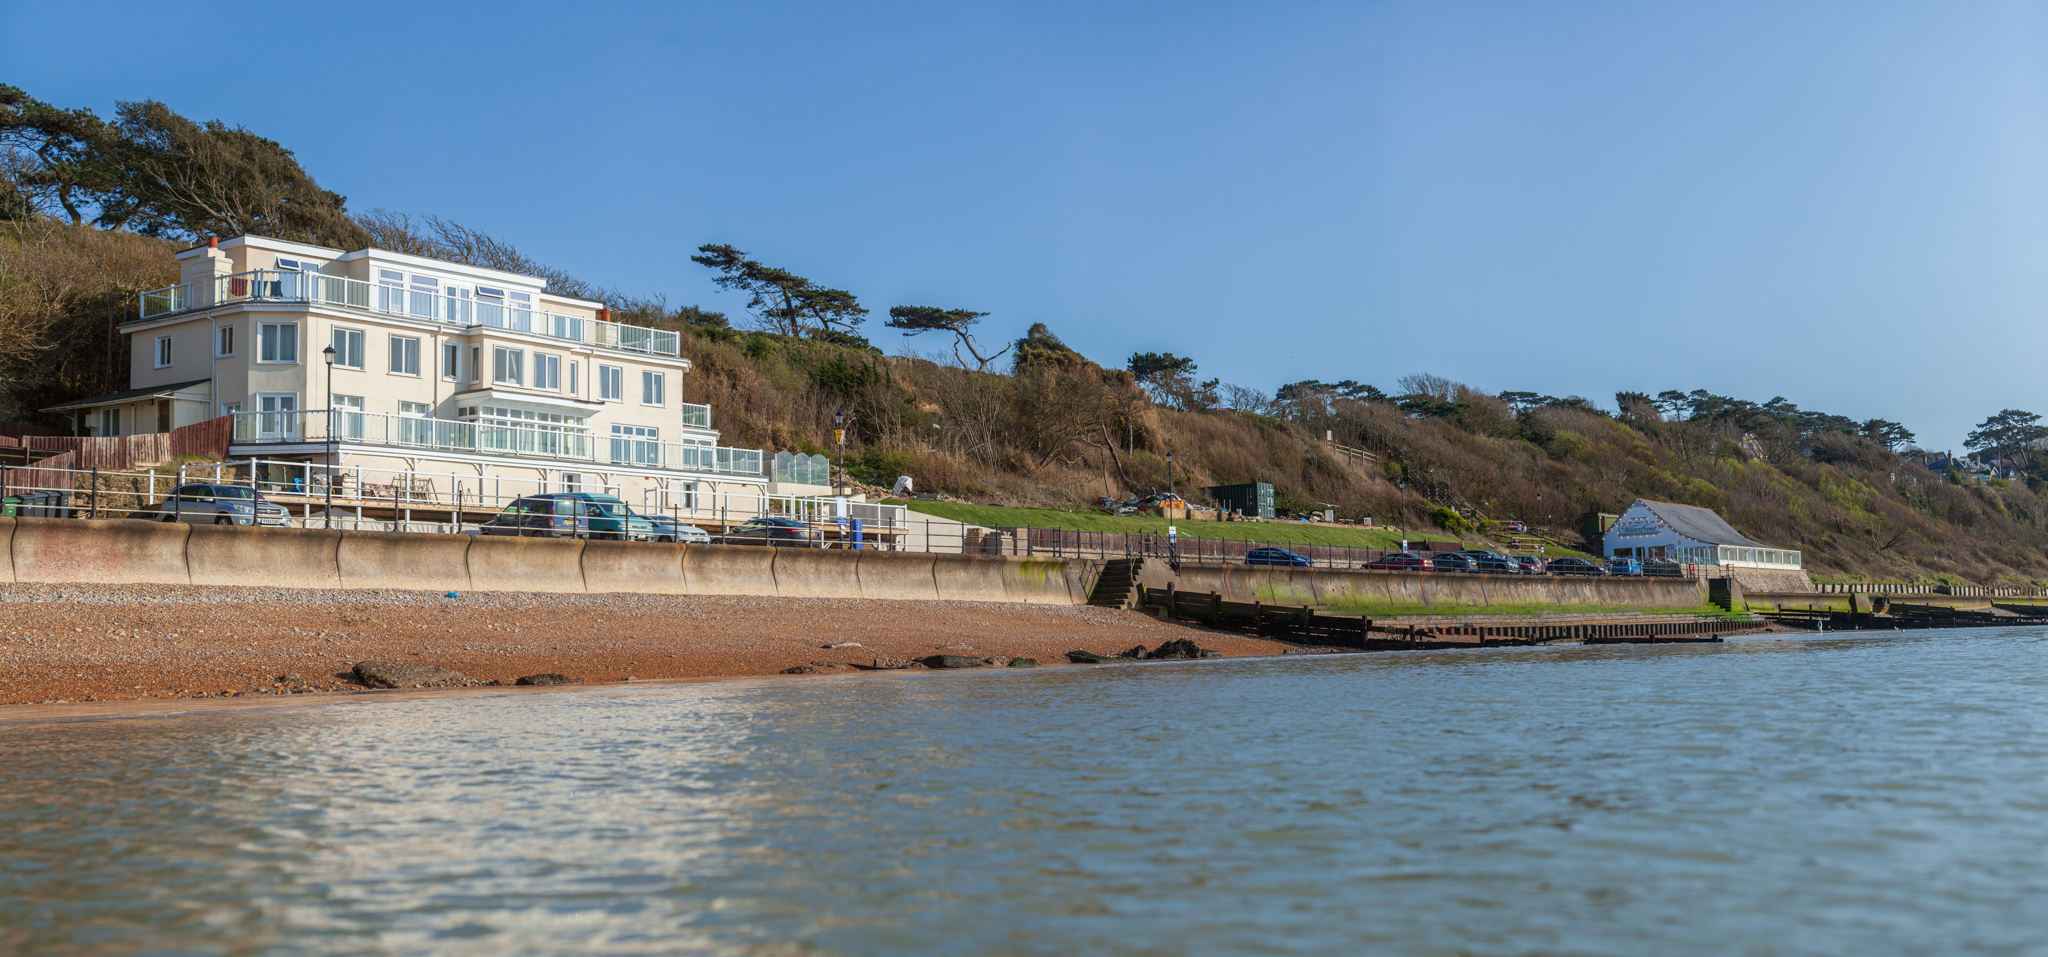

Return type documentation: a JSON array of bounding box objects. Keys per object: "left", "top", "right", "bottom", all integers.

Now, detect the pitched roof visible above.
[
  {"left": 1633, "top": 499, "right": 1769, "bottom": 547},
  {"left": 41, "top": 379, "right": 212, "bottom": 412}
]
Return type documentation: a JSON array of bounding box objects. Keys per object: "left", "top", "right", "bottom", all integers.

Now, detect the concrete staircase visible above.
[{"left": 1088, "top": 558, "right": 1146, "bottom": 608}]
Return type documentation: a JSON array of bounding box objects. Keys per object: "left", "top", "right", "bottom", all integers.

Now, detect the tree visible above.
[
  {"left": 1128, "top": 351, "right": 1196, "bottom": 383},
  {"left": 1966, "top": 409, "right": 2047, "bottom": 471},
  {"left": 691, "top": 244, "right": 868, "bottom": 339},
  {"left": 0, "top": 85, "right": 110, "bottom": 225},
  {"left": 1859, "top": 418, "right": 1916, "bottom": 453},
  {"left": 1126, "top": 351, "right": 1204, "bottom": 409},
  {"left": 886, "top": 305, "right": 1009, "bottom": 371},
  {"left": 92, "top": 100, "right": 366, "bottom": 247}
]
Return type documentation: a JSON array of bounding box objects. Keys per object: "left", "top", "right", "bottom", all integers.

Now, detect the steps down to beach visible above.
[{"left": 1089, "top": 558, "right": 1145, "bottom": 608}]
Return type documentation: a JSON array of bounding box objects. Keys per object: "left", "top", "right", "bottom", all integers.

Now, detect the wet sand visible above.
[{"left": 0, "top": 583, "right": 1293, "bottom": 719}]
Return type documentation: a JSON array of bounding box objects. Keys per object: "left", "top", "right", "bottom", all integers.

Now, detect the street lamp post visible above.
[
  {"left": 322, "top": 344, "right": 335, "bottom": 528},
  {"left": 1166, "top": 451, "right": 1174, "bottom": 497},
  {"left": 1397, "top": 478, "right": 1407, "bottom": 547},
  {"left": 833, "top": 410, "right": 846, "bottom": 496}
]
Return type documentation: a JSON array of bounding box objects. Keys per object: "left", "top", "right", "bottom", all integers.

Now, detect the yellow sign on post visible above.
[{"left": 834, "top": 429, "right": 845, "bottom": 445}]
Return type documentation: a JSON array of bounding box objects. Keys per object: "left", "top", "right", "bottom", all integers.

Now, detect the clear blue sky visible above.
[{"left": 7, "top": 1, "right": 2045, "bottom": 451}]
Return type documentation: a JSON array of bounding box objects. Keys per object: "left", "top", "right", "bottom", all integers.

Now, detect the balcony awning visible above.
[
  {"left": 449, "top": 388, "right": 605, "bottom": 415},
  {"left": 43, "top": 379, "right": 212, "bottom": 413}
]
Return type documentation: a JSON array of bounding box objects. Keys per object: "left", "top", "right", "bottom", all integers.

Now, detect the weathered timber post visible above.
[{"left": 1165, "top": 582, "right": 1177, "bottom": 621}]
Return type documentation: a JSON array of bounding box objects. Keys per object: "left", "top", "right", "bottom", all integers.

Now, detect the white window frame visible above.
[
  {"left": 568, "top": 360, "right": 579, "bottom": 397},
  {"left": 599, "top": 364, "right": 623, "bottom": 402},
  {"left": 642, "top": 370, "right": 665, "bottom": 407},
  {"left": 442, "top": 341, "right": 460, "bottom": 381},
  {"left": 535, "top": 353, "right": 561, "bottom": 392},
  {"left": 258, "top": 322, "right": 299, "bottom": 364},
  {"left": 493, "top": 346, "right": 524, "bottom": 386},
  {"left": 388, "top": 335, "right": 421, "bottom": 376},
  {"left": 471, "top": 346, "right": 482, "bottom": 384},
  {"left": 216, "top": 324, "right": 235, "bottom": 358},
  {"left": 153, "top": 336, "right": 172, "bottom": 368},
  {"left": 99, "top": 407, "right": 120, "bottom": 437},
  {"left": 331, "top": 327, "right": 365, "bottom": 370}
]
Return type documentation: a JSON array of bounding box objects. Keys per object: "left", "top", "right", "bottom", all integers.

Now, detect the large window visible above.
[
  {"left": 259, "top": 322, "right": 298, "bottom": 363},
  {"left": 377, "top": 269, "right": 404, "bottom": 313},
  {"left": 462, "top": 404, "right": 589, "bottom": 457},
  {"left": 99, "top": 408, "right": 119, "bottom": 437},
  {"left": 610, "top": 424, "right": 660, "bottom": 465},
  {"left": 599, "top": 364, "right": 623, "bottom": 401},
  {"left": 331, "top": 394, "right": 365, "bottom": 439},
  {"left": 154, "top": 336, "right": 172, "bottom": 368},
  {"left": 642, "top": 370, "right": 665, "bottom": 407},
  {"left": 442, "top": 341, "right": 460, "bottom": 381},
  {"left": 535, "top": 353, "right": 561, "bottom": 391},
  {"left": 331, "top": 328, "right": 364, "bottom": 369},
  {"left": 389, "top": 335, "right": 421, "bottom": 376},
  {"left": 493, "top": 347, "right": 524, "bottom": 386}
]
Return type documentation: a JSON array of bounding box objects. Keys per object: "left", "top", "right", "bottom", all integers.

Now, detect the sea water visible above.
[{"left": 4, "top": 628, "right": 2047, "bottom": 955}]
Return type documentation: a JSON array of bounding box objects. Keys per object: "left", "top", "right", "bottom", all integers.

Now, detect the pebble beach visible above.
[{"left": 0, "top": 583, "right": 1293, "bottom": 712}]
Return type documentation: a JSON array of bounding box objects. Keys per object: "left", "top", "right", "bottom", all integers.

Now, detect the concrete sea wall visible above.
[
  {"left": 0, "top": 517, "right": 1706, "bottom": 611},
  {"left": 1168, "top": 561, "right": 1706, "bottom": 611},
  {"left": 0, "top": 517, "right": 1077, "bottom": 604}
]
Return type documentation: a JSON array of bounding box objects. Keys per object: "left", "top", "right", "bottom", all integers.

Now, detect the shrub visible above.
[{"left": 1430, "top": 506, "right": 1469, "bottom": 533}]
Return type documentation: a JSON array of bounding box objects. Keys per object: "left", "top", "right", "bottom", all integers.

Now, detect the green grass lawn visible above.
[{"left": 892, "top": 499, "right": 1594, "bottom": 557}]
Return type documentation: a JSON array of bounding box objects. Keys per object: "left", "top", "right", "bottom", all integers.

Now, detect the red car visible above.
[{"left": 1362, "top": 551, "right": 1429, "bottom": 571}]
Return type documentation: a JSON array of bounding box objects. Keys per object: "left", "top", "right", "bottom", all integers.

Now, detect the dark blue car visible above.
[{"left": 1246, "top": 546, "right": 1313, "bottom": 567}]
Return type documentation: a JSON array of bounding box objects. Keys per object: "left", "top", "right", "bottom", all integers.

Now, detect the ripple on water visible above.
[{"left": 4, "top": 628, "right": 2048, "bottom": 955}]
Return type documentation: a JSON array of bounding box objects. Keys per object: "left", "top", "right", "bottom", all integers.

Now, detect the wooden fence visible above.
[{"left": 0, "top": 417, "right": 233, "bottom": 497}]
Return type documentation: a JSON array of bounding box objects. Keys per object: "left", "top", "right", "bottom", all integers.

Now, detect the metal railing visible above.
[
  {"left": 138, "top": 269, "right": 681, "bottom": 356},
  {"left": 228, "top": 410, "right": 763, "bottom": 476},
  {"left": 0, "top": 457, "right": 905, "bottom": 537},
  {"left": 0, "top": 457, "right": 1724, "bottom": 581}
]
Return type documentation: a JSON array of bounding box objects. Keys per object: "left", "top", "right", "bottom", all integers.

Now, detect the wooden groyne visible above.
[{"left": 1139, "top": 585, "right": 1765, "bottom": 649}]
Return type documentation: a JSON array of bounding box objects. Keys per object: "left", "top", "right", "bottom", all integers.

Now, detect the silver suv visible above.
[{"left": 146, "top": 484, "right": 294, "bottom": 527}]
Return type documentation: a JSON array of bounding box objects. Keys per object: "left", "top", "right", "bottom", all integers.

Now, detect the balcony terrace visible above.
[
  {"left": 233, "top": 409, "right": 762, "bottom": 477},
  {"left": 139, "top": 269, "right": 680, "bottom": 357}
]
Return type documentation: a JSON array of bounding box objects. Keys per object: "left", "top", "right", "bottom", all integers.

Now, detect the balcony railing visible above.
[
  {"left": 140, "top": 269, "right": 681, "bottom": 357},
  {"left": 230, "top": 410, "right": 763, "bottom": 476}
]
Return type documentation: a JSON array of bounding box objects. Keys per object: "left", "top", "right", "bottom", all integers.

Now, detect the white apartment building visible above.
[{"left": 51, "top": 234, "right": 768, "bottom": 512}]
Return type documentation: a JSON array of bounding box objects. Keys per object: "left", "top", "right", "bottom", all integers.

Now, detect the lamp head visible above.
[
  {"left": 322, "top": 345, "right": 336, "bottom": 365},
  {"left": 834, "top": 410, "right": 844, "bottom": 426}
]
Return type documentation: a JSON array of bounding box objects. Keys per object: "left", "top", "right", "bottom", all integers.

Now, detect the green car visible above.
[{"left": 477, "top": 492, "right": 656, "bottom": 540}]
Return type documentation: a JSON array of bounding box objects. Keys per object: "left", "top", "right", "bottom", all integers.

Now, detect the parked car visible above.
[
  {"left": 477, "top": 493, "right": 654, "bottom": 540},
  {"left": 723, "top": 516, "right": 823, "bottom": 547},
  {"left": 629, "top": 508, "right": 711, "bottom": 544},
  {"left": 1511, "top": 555, "right": 1545, "bottom": 574},
  {"left": 1246, "top": 546, "right": 1313, "bottom": 567},
  {"left": 1605, "top": 557, "right": 1644, "bottom": 576},
  {"left": 1452, "top": 549, "right": 1519, "bottom": 574},
  {"left": 1543, "top": 557, "right": 1607, "bottom": 576},
  {"left": 1642, "top": 559, "right": 1685, "bottom": 578},
  {"left": 144, "top": 483, "right": 293, "bottom": 527},
  {"left": 1362, "top": 551, "right": 1429, "bottom": 571},
  {"left": 1431, "top": 553, "right": 1478, "bottom": 572}
]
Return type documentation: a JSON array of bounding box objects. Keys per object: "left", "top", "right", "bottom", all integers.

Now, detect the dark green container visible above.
[{"left": 1205, "top": 482, "right": 1275, "bottom": 519}]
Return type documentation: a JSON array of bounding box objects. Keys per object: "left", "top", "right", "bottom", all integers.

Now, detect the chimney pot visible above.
[{"left": 208, "top": 236, "right": 218, "bottom": 249}]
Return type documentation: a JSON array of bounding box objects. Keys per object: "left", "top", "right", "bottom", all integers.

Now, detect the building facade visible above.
[
  {"left": 54, "top": 234, "right": 768, "bottom": 512},
  {"left": 1602, "top": 498, "right": 1803, "bottom": 570}
]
